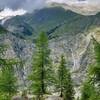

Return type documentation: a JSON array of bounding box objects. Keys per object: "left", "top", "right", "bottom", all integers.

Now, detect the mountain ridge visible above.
[{"left": 1, "top": 7, "right": 100, "bottom": 39}]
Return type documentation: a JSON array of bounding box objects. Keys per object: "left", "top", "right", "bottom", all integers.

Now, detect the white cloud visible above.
[
  {"left": 0, "top": 8, "right": 27, "bottom": 20},
  {"left": 46, "top": 0, "right": 99, "bottom": 6},
  {"left": 0, "top": 0, "right": 100, "bottom": 17},
  {"left": 46, "top": 0, "right": 100, "bottom": 15},
  {"left": 0, "top": 0, "right": 100, "bottom": 12}
]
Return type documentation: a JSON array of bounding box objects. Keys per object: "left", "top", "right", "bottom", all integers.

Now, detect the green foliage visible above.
[
  {"left": 0, "top": 93, "right": 9, "bottom": 100},
  {"left": 94, "top": 40, "right": 100, "bottom": 64},
  {"left": 29, "top": 32, "right": 55, "bottom": 97},
  {"left": 57, "top": 55, "right": 74, "bottom": 100},
  {"left": 0, "top": 43, "right": 18, "bottom": 99},
  {"left": 88, "top": 39, "right": 100, "bottom": 87},
  {"left": 88, "top": 92, "right": 100, "bottom": 100},
  {"left": 81, "top": 80, "right": 100, "bottom": 100},
  {"left": 81, "top": 39, "right": 100, "bottom": 100},
  {"left": 81, "top": 81, "right": 95, "bottom": 100},
  {"left": 0, "top": 60, "right": 17, "bottom": 100}
]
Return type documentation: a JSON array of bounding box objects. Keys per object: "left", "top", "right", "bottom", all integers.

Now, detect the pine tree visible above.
[
  {"left": 29, "top": 32, "right": 54, "bottom": 99},
  {"left": 57, "top": 55, "right": 74, "bottom": 100},
  {"left": 80, "top": 73, "right": 100, "bottom": 100},
  {"left": 0, "top": 59, "right": 17, "bottom": 100},
  {"left": 0, "top": 28, "right": 19, "bottom": 99},
  {"left": 89, "top": 37, "right": 100, "bottom": 86},
  {"left": 0, "top": 43, "right": 18, "bottom": 99},
  {"left": 80, "top": 80, "right": 95, "bottom": 100},
  {"left": 81, "top": 37, "right": 100, "bottom": 100}
]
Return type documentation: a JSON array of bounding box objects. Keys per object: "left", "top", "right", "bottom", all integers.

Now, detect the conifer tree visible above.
[
  {"left": 89, "top": 37, "right": 100, "bottom": 86},
  {"left": 81, "top": 80, "right": 95, "bottom": 100},
  {"left": 57, "top": 55, "right": 74, "bottom": 100},
  {"left": 81, "top": 37, "right": 100, "bottom": 100},
  {"left": 0, "top": 59, "right": 17, "bottom": 100},
  {"left": 0, "top": 43, "right": 18, "bottom": 99},
  {"left": 0, "top": 28, "right": 18, "bottom": 99},
  {"left": 29, "top": 32, "right": 54, "bottom": 99},
  {"left": 80, "top": 71, "right": 100, "bottom": 100}
]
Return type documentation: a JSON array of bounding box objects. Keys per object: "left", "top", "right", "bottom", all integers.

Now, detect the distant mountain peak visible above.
[{"left": 47, "top": 0, "right": 100, "bottom": 15}]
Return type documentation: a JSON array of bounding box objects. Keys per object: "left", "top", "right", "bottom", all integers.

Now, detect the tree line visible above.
[{"left": 0, "top": 32, "right": 100, "bottom": 100}]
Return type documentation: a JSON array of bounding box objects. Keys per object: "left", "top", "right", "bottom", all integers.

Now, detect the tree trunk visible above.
[
  {"left": 41, "top": 51, "right": 45, "bottom": 95},
  {"left": 60, "top": 86, "right": 63, "bottom": 98}
]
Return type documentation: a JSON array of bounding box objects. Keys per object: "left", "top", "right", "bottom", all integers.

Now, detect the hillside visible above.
[
  {"left": 0, "top": 7, "right": 100, "bottom": 93},
  {"left": 1, "top": 7, "right": 100, "bottom": 39}
]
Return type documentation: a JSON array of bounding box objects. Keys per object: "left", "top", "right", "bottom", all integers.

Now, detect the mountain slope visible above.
[
  {"left": 2, "top": 7, "right": 100, "bottom": 39},
  {"left": 0, "top": 7, "right": 100, "bottom": 87}
]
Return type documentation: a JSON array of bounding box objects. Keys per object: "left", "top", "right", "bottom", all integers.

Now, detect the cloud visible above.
[
  {"left": 22, "top": 0, "right": 46, "bottom": 12},
  {"left": 46, "top": 0, "right": 100, "bottom": 15},
  {"left": 0, "top": 0, "right": 26, "bottom": 10},
  {"left": 0, "top": 0, "right": 100, "bottom": 11},
  {"left": 47, "top": 0, "right": 100, "bottom": 6},
  {"left": 0, "top": 0, "right": 45, "bottom": 20},
  {"left": 0, "top": 0, "right": 46, "bottom": 12},
  {"left": 0, "top": 8, "right": 26, "bottom": 20},
  {"left": 0, "top": 0, "right": 100, "bottom": 15}
]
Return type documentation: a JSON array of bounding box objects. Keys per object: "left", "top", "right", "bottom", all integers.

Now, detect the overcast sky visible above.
[
  {"left": 0, "top": 0, "right": 100, "bottom": 11},
  {"left": 0, "top": 0, "right": 46, "bottom": 11},
  {"left": 0, "top": 0, "right": 100, "bottom": 20}
]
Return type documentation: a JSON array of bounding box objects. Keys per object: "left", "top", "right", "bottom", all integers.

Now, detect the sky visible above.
[
  {"left": 0, "top": 0, "right": 100, "bottom": 19},
  {"left": 0, "top": 0, "right": 46, "bottom": 11},
  {"left": 0, "top": 0, "right": 100, "bottom": 11}
]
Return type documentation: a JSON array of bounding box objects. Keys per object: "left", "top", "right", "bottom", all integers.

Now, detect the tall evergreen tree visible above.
[
  {"left": 81, "top": 37, "right": 100, "bottom": 100},
  {"left": 29, "top": 32, "right": 54, "bottom": 99},
  {"left": 80, "top": 71, "right": 100, "bottom": 100},
  {"left": 57, "top": 55, "right": 74, "bottom": 100},
  {"left": 0, "top": 41, "right": 18, "bottom": 99},
  {"left": 89, "top": 37, "right": 100, "bottom": 86},
  {"left": 0, "top": 27, "right": 19, "bottom": 100},
  {"left": 0, "top": 59, "right": 18, "bottom": 100},
  {"left": 81, "top": 80, "right": 95, "bottom": 100}
]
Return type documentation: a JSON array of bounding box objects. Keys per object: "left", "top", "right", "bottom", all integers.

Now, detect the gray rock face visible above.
[
  {"left": 0, "top": 30, "right": 94, "bottom": 88},
  {"left": 0, "top": 33, "right": 34, "bottom": 89},
  {"left": 50, "top": 32, "right": 94, "bottom": 85},
  {"left": 45, "top": 96, "right": 62, "bottom": 100}
]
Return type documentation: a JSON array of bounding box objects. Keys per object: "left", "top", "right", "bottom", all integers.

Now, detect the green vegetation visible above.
[
  {"left": 81, "top": 80, "right": 96, "bottom": 100},
  {"left": 80, "top": 38, "right": 100, "bottom": 100},
  {"left": 0, "top": 30, "right": 18, "bottom": 99},
  {"left": 57, "top": 55, "right": 74, "bottom": 100},
  {"left": 0, "top": 60, "right": 17, "bottom": 100},
  {"left": 29, "top": 32, "right": 55, "bottom": 99}
]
